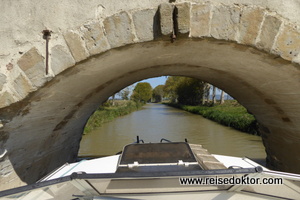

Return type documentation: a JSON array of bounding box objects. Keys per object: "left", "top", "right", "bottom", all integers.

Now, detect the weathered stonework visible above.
[
  {"left": 1, "top": 1, "right": 300, "bottom": 191},
  {"left": 239, "top": 7, "right": 265, "bottom": 45},
  {"left": 210, "top": 5, "right": 241, "bottom": 41},
  {"left": 256, "top": 15, "right": 282, "bottom": 51},
  {"left": 159, "top": 3, "right": 174, "bottom": 36},
  {"left": 176, "top": 2, "right": 191, "bottom": 35},
  {"left": 82, "top": 22, "right": 111, "bottom": 55},
  {"left": 103, "top": 11, "right": 136, "bottom": 48},
  {"left": 0, "top": 73, "right": 7, "bottom": 91},
  {"left": 12, "top": 75, "right": 33, "bottom": 99},
  {"left": 132, "top": 9, "right": 158, "bottom": 42},
  {"left": 64, "top": 30, "right": 90, "bottom": 63},
  {"left": 17, "top": 47, "right": 47, "bottom": 88},
  {"left": 50, "top": 45, "right": 76, "bottom": 75},
  {"left": 0, "top": 91, "right": 14, "bottom": 108},
  {"left": 273, "top": 24, "right": 300, "bottom": 61},
  {"left": 190, "top": 3, "right": 212, "bottom": 38}
]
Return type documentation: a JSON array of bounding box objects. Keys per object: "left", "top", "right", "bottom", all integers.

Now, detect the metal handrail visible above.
[{"left": 160, "top": 138, "right": 172, "bottom": 143}]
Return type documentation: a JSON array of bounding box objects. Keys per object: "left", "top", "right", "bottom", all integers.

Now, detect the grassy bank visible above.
[
  {"left": 84, "top": 100, "right": 144, "bottom": 134},
  {"left": 166, "top": 101, "right": 259, "bottom": 135}
]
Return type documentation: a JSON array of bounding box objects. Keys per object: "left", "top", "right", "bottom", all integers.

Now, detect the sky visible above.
[
  {"left": 139, "top": 76, "right": 167, "bottom": 89},
  {"left": 113, "top": 76, "right": 167, "bottom": 99}
]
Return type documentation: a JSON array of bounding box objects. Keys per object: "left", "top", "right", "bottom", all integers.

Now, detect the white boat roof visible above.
[
  {"left": 213, "top": 154, "right": 269, "bottom": 170},
  {"left": 41, "top": 155, "right": 120, "bottom": 181},
  {"left": 1, "top": 142, "right": 300, "bottom": 199},
  {"left": 42, "top": 154, "right": 266, "bottom": 181},
  {"left": 41, "top": 152, "right": 268, "bottom": 182}
]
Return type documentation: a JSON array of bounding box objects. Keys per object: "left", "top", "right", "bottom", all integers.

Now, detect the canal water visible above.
[{"left": 78, "top": 103, "right": 266, "bottom": 162}]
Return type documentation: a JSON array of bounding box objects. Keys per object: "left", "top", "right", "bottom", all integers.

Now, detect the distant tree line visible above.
[
  {"left": 115, "top": 76, "right": 228, "bottom": 106},
  {"left": 157, "top": 76, "right": 227, "bottom": 105}
]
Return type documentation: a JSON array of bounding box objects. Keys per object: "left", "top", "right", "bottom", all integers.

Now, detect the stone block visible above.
[
  {"left": 190, "top": 3, "right": 212, "bottom": 37},
  {"left": 0, "top": 91, "right": 14, "bottom": 109},
  {"left": 211, "top": 5, "right": 241, "bottom": 41},
  {"left": 50, "top": 45, "right": 76, "bottom": 75},
  {"left": 256, "top": 15, "right": 282, "bottom": 51},
  {"left": 273, "top": 25, "right": 300, "bottom": 61},
  {"left": 104, "top": 11, "right": 135, "bottom": 48},
  {"left": 0, "top": 73, "right": 7, "bottom": 91},
  {"left": 17, "top": 47, "right": 47, "bottom": 87},
  {"left": 13, "top": 74, "right": 33, "bottom": 99},
  {"left": 82, "top": 22, "right": 110, "bottom": 55},
  {"left": 64, "top": 30, "right": 89, "bottom": 62},
  {"left": 133, "top": 9, "right": 158, "bottom": 42},
  {"left": 159, "top": 3, "right": 174, "bottom": 36},
  {"left": 176, "top": 2, "right": 191, "bottom": 34},
  {"left": 239, "top": 7, "right": 265, "bottom": 45}
]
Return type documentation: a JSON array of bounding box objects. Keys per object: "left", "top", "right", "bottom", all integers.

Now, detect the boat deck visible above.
[
  {"left": 1, "top": 141, "right": 300, "bottom": 199},
  {"left": 189, "top": 144, "right": 227, "bottom": 170}
]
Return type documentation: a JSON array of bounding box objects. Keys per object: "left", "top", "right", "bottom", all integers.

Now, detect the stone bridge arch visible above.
[{"left": 0, "top": 1, "right": 300, "bottom": 190}]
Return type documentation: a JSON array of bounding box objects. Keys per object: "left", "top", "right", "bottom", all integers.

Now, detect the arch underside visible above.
[{"left": 1, "top": 39, "right": 300, "bottom": 189}]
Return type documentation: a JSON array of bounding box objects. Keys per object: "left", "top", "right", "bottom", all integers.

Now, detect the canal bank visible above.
[
  {"left": 84, "top": 100, "right": 144, "bottom": 134},
  {"left": 79, "top": 103, "right": 266, "bottom": 163},
  {"left": 165, "top": 101, "right": 258, "bottom": 135}
]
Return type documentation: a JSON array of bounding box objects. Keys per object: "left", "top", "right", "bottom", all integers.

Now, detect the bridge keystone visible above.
[
  {"left": 273, "top": 24, "right": 300, "bottom": 61},
  {"left": 64, "top": 30, "right": 90, "bottom": 63},
  {"left": 82, "top": 22, "right": 110, "bottom": 56},
  {"left": 256, "top": 15, "right": 282, "bottom": 52},
  {"left": 175, "top": 2, "right": 191, "bottom": 35},
  {"left": 190, "top": 3, "right": 212, "bottom": 38},
  {"left": 0, "top": 92, "right": 15, "bottom": 108},
  {"left": 159, "top": 3, "right": 174, "bottom": 36},
  {"left": 238, "top": 6, "right": 265, "bottom": 45},
  {"left": 132, "top": 9, "right": 159, "bottom": 42},
  {"left": 17, "top": 47, "right": 47, "bottom": 88},
  {"left": 50, "top": 45, "right": 76, "bottom": 75},
  {"left": 210, "top": 4, "right": 241, "bottom": 41},
  {"left": 103, "top": 11, "right": 136, "bottom": 48},
  {"left": 12, "top": 74, "right": 34, "bottom": 99}
]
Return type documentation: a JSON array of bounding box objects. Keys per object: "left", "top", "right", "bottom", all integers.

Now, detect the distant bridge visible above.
[{"left": 0, "top": 0, "right": 300, "bottom": 190}]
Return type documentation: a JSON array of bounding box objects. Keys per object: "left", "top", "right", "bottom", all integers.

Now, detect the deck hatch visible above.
[{"left": 116, "top": 142, "right": 202, "bottom": 172}]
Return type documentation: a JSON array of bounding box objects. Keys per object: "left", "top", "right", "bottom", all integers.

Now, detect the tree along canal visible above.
[{"left": 78, "top": 103, "right": 266, "bottom": 164}]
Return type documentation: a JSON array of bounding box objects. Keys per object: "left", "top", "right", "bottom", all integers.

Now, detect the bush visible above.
[{"left": 84, "top": 100, "right": 144, "bottom": 134}]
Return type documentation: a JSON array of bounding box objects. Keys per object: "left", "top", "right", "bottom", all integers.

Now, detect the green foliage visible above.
[
  {"left": 163, "top": 76, "right": 206, "bottom": 105},
  {"left": 166, "top": 100, "right": 259, "bottom": 135},
  {"left": 117, "top": 86, "right": 132, "bottom": 100},
  {"left": 152, "top": 85, "right": 165, "bottom": 103},
  {"left": 163, "top": 76, "right": 181, "bottom": 102},
  {"left": 176, "top": 77, "right": 206, "bottom": 105},
  {"left": 131, "top": 82, "right": 152, "bottom": 103},
  {"left": 84, "top": 100, "right": 144, "bottom": 134}
]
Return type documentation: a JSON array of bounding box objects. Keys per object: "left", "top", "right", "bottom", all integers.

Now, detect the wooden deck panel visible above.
[{"left": 189, "top": 144, "right": 227, "bottom": 170}]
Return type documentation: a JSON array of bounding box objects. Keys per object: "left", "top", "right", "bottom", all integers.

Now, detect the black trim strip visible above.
[{"left": 71, "top": 167, "right": 263, "bottom": 180}]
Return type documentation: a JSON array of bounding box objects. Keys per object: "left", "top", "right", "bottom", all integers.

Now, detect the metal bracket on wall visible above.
[{"left": 42, "top": 29, "right": 52, "bottom": 75}]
